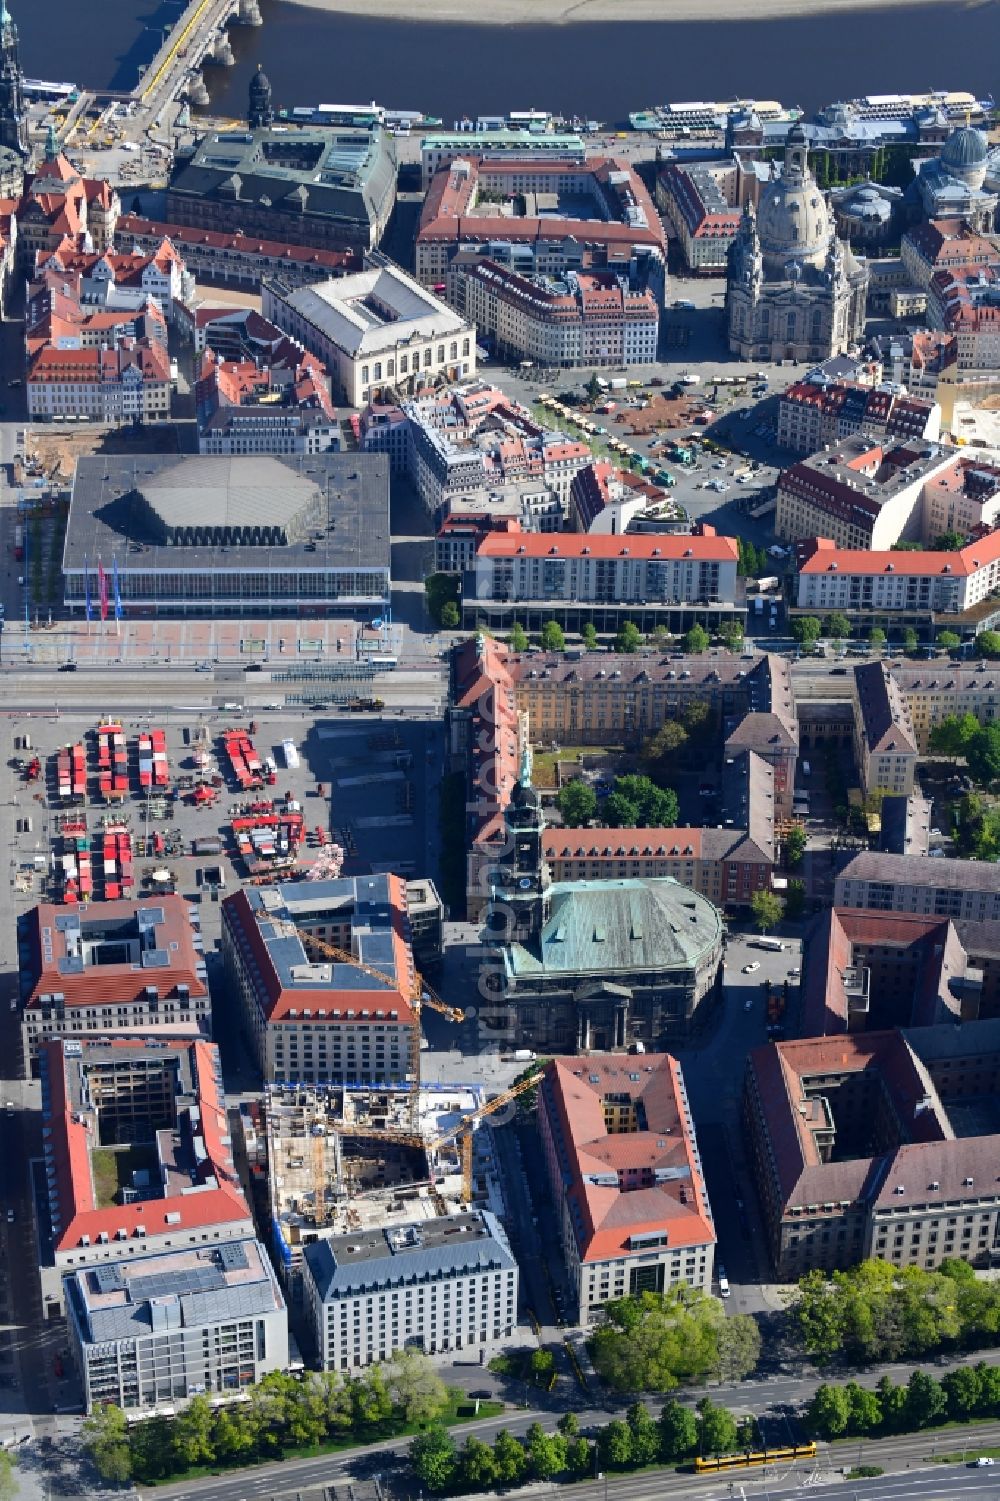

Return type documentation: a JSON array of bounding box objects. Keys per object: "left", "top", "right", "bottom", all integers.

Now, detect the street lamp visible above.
[{"left": 596, "top": 1472, "right": 608, "bottom": 1501}]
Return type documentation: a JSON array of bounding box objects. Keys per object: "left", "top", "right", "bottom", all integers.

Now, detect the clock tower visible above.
[{"left": 487, "top": 746, "right": 551, "bottom": 946}]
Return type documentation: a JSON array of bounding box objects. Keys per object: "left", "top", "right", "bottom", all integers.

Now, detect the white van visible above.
[{"left": 717, "top": 1267, "right": 731, "bottom": 1298}]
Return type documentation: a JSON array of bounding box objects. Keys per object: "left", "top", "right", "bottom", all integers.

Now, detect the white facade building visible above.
[
  {"left": 303, "top": 1211, "right": 517, "bottom": 1370},
  {"left": 796, "top": 530, "right": 1000, "bottom": 615},
  {"left": 262, "top": 255, "right": 476, "bottom": 408}
]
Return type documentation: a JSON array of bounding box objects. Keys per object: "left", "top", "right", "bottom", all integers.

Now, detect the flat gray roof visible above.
[{"left": 304, "top": 1210, "right": 515, "bottom": 1299}]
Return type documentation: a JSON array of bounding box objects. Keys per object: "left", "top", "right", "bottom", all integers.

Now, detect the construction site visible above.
[{"left": 247, "top": 1078, "right": 532, "bottom": 1300}]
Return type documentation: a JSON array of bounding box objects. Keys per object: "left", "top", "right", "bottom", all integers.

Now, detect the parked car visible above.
[{"left": 742, "top": 961, "right": 761, "bottom": 974}]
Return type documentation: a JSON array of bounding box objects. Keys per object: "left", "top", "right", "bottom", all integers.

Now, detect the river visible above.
[{"left": 13, "top": 0, "right": 1000, "bottom": 124}]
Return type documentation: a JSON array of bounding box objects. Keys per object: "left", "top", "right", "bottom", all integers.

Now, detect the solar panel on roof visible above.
[
  {"left": 130, "top": 1265, "right": 226, "bottom": 1302},
  {"left": 92, "top": 1265, "right": 125, "bottom": 1293},
  {"left": 217, "top": 1242, "right": 249, "bottom": 1272}
]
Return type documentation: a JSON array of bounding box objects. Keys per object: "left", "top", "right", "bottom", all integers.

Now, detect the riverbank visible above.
[{"left": 284, "top": 0, "right": 959, "bottom": 26}]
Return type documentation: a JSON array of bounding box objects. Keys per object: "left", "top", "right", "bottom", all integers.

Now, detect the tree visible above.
[
  {"left": 869, "top": 627, "right": 886, "bottom": 648},
  {"left": 824, "top": 612, "right": 852, "bottom": 641},
  {"left": 697, "top": 1398, "right": 737, "bottom": 1456},
  {"left": 539, "top": 620, "right": 566, "bottom": 653},
  {"left": 942, "top": 1364, "right": 983, "bottom": 1422},
  {"left": 641, "top": 719, "right": 688, "bottom": 775},
  {"left": 508, "top": 621, "right": 529, "bottom": 652},
  {"left": 591, "top": 1287, "right": 732, "bottom": 1393},
  {"left": 903, "top": 627, "right": 919, "bottom": 652},
  {"left": 719, "top": 621, "right": 744, "bottom": 652},
  {"left": 557, "top": 778, "right": 598, "bottom": 827},
  {"left": 605, "top": 774, "right": 679, "bottom": 829},
  {"left": 459, "top": 1435, "right": 497, "bottom": 1488},
  {"left": 425, "top": 572, "right": 459, "bottom": 625},
  {"left": 785, "top": 824, "right": 807, "bottom": 867},
  {"left": 928, "top": 713, "right": 980, "bottom": 757},
  {"left": 582, "top": 621, "right": 599, "bottom": 651},
  {"left": 616, "top": 620, "right": 644, "bottom": 654},
  {"left": 784, "top": 878, "right": 806, "bottom": 920},
  {"left": 713, "top": 1314, "right": 762, "bottom": 1383},
  {"left": 683, "top": 624, "right": 710, "bottom": 655},
  {"left": 601, "top": 1418, "right": 634, "bottom": 1469},
  {"left": 83, "top": 1404, "right": 133, "bottom": 1483},
  {"left": 526, "top": 1422, "right": 566, "bottom": 1479},
  {"left": 211, "top": 1405, "right": 257, "bottom": 1462},
  {"left": 626, "top": 1402, "right": 661, "bottom": 1466},
  {"left": 558, "top": 1412, "right": 580, "bottom": 1438},
  {"left": 386, "top": 1349, "right": 448, "bottom": 1427},
  {"left": 587, "top": 372, "right": 602, "bottom": 402},
  {"left": 171, "top": 1394, "right": 216, "bottom": 1468},
  {"left": 530, "top": 1348, "right": 555, "bottom": 1383},
  {"left": 440, "top": 600, "right": 460, "bottom": 629},
  {"left": 682, "top": 699, "right": 713, "bottom": 745},
  {"left": 750, "top": 888, "right": 783, "bottom": 933},
  {"left": 808, "top": 1383, "right": 851, "bottom": 1439},
  {"left": 845, "top": 1381, "right": 883, "bottom": 1435},
  {"left": 792, "top": 615, "right": 822, "bottom": 648},
  {"left": 934, "top": 531, "right": 965, "bottom": 551},
  {"left": 659, "top": 1400, "right": 699, "bottom": 1461},
  {"left": 566, "top": 1436, "right": 593, "bottom": 1476},
  {"left": 0, "top": 1454, "right": 18, "bottom": 1501},
  {"left": 410, "top": 1426, "right": 458, "bottom": 1493},
  {"left": 937, "top": 630, "right": 960, "bottom": 652},
  {"left": 977, "top": 630, "right": 1000, "bottom": 659},
  {"left": 492, "top": 1429, "right": 528, "bottom": 1485},
  {"left": 967, "top": 723, "right": 1000, "bottom": 785},
  {"left": 904, "top": 1369, "right": 947, "bottom": 1429}
]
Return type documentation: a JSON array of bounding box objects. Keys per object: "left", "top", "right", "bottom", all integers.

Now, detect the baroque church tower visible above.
[{"left": 0, "top": 0, "right": 27, "bottom": 159}]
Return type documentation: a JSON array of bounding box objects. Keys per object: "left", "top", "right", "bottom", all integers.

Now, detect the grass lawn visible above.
[
  {"left": 933, "top": 1445, "right": 1000, "bottom": 1464},
  {"left": 533, "top": 745, "right": 622, "bottom": 790},
  {"left": 140, "top": 1393, "right": 505, "bottom": 1487},
  {"left": 90, "top": 1144, "right": 159, "bottom": 1209}
]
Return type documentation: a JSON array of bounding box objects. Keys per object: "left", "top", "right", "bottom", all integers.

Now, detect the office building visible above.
[
  {"left": 539, "top": 1054, "right": 715, "bottom": 1324},
  {"left": 38, "top": 1037, "right": 253, "bottom": 1314},
  {"left": 66, "top": 1237, "right": 287, "bottom": 1413},
  {"left": 61, "top": 452, "right": 390, "bottom": 618},
  {"left": 892, "top": 661, "right": 1000, "bottom": 749},
  {"left": 853, "top": 661, "right": 919, "bottom": 799},
  {"left": 262, "top": 256, "right": 476, "bottom": 408},
  {"left": 303, "top": 1209, "right": 517, "bottom": 1370},
  {"left": 416, "top": 155, "right": 666, "bottom": 295},
  {"left": 117, "top": 214, "right": 361, "bottom": 292},
  {"left": 18, "top": 897, "right": 210, "bottom": 1075},
  {"left": 656, "top": 158, "right": 750, "bottom": 273},
  {"left": 196, "top": 344, "right": 340, "bottom": 456},
  {"left": 447, "top": 255, "right": 658, "bottom": 368},
  {"left": 221, "top": 875, "right": 419, "bottom": 1087},
  {"left": 743, "top": 1026, "right": 1000, "bottom": 1278},
  {"left": 835, "top": 851, "right": 1000, "bottom": 924},
  {"left": 463, "top": 528, "right": 740, "bottom": 634},
  {"left": 420, "top": 131, "right": 587, "bottom": 189},
  {"left": 166, "top": 125, "right": 397, "bottom": 255}
]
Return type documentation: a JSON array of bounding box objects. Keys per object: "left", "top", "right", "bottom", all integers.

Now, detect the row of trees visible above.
[
  {"left": 556, "top": 772, "right": 680, "bottom": 830},
  {"left": 84, "top": 1356, "right": 451, "bottom": 1484},
  {"left": 929, "top": 714, "right": 1000, "bottom": 786},
  {"left": 953, "top": 792, "right": 1000, "bottom": 861},
  {"left": 736, "top": 537, "right": 773, "bottom": 579},
  {"left": 507, "top": 620, "right": 741, "bottom": 657},
  {"left": 796, "top": 1258, "right": 1000, "bottom": 1365},
  {"left": 790, "top": 616, "right": 971, "bottom": 655},
  {"left": 410, "top": 1398, "right": 751, "bottom": 1495},
  {"left": 589, "top": 1288, "right": 762, "bottom": 1393},
  {"left": 808, "top": 1362, "right": 1000, "bottom": 1440}
]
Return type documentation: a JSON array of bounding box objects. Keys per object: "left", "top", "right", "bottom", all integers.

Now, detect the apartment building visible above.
[
  {"left": 38, "top": 1038, "right": 253, "bottom": 1314},
  {"left": 900, "top": 218, "right": 1000, "bottom": 292},
  {"left": 656, "top": 159, "right": 745, "bottom": 273},
  {"left": 776, "top": 380, "right": 940, "bottom": 456},
  {"left": 18, "top": 897, "right": 210, "bottom": 1075},
  {"left": 775, "top": 437, "right": 958, "bottom": 549},
  {"left": 116, "top": 213, "right": 361, "bottom": 291},
  {"left": 196, "top": 344, "right": 340, "bottom": 456},
  {"left": 435, "top": 489, "right": 562, "bottom": 573},
  {"left": 447, "top": 255, "right": 659, "bottom": 368},
  {"left": 853, "top": 661, "right": 919, "bottom": 798},
  {"left": 538, "top": 1055, "right": 715, "bottom": 1324},
  {"left": 66, "top": 1237, "right": 288, "bottom": 1413},
  {"left": 416, "top": 156, "right": 666, "bottom": 296},
  {"left": 892, "top": 661, "right": 1000, "bottom": 749},
  {"left": 303, "top": 1210, "right": 517, "bottom": 1370},
  {"left": 262, "top": 256, "right": 476, "bottom": 408},
  {"left": 796, "top": 530, "right": 1000, "bottom": 620},
  {"left": 743, "top": 1028, "right": 1000, "bottom": 1278},
  {"left": 27, "top": 339, "right": 171, "bottom": 424},
  {"left": 834, "top": 851, "right": 1000, "bottom": 923},
  {"left": 463, "top": 529, "right": 740, "bottom": 633},
  {"left": 569, "top": 460, "right": 682, "bottom": 536},
  {"left": 221, "top": 876, "right": 419, "bottom": 1087},
  {"left": 37, "top": 237, "right": 195, "bottom": 323}
]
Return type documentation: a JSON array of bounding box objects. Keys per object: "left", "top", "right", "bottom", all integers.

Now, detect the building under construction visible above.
[{"left": 263, "top": 1083, "right": 501, "bottom": 1301}]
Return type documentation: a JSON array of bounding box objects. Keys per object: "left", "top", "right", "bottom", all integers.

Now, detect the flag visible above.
[
  {"left": 98, "top": 560, "right": 108, "bottom": 622},
  {"left": 84, "top": 556, "right": 92, "bottom": 623},
  {"left": 112, "top": 556, "right": 122, "bottom": 622}
]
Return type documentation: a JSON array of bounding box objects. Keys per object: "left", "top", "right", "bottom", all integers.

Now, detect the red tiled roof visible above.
[
  {"left": 475, "top": 532, "right": 737, "bottom": 561},
  {"left": 798, "top": 527, "right": 1000, "bottom": 577}
]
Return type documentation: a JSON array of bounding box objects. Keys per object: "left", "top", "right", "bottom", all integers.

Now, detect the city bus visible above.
[
  {"left": 748, "top": 936, "right": 785, "bottom": 952},
  {"left": 694, "top": 1442, "right": 817, "bottom": 1474}
]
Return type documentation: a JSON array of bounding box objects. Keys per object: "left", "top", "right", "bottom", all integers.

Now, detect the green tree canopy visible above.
[
  {"left": 492, "top": 1429, "right": 528, "bottom": 1485},
  {"left": 785, "top": 824, "right": 807, "bottom": 867},
  {"left": 967, "top": 722, "right": 1000, "bottom": 785},
  {"left": 459, "top": 1435, "right": 497, "bottom": 1488},
  {"left": 751, "top": 888, "right": 783, "bottom": 932},
  {"left": 590, "top": 1287, "right": 756, "bottom": 1392},
  {"left": 784, "top": 878, "right": 806, "bottom": 920},
  {"left": 0, "top": 1453, "right": 18, "bottom": 1501},
  {"left": 440, "top": 600, "right": 460, "bottom": 629},
  {"left": 659, "top": 1400, "right": 699, "bottom": 1461},
  {"left": 526, "top": 1422, "right": 567, "bottom": 1479},
  {"left": 792, "top": 616, "right": 822, "bottom": 646},
  {"left": 601, "top": 1418, "right": 634, "bottom": 1468},
  {"left": 869, "top": 627, "right": 886, "bottom": 646},
  {"left": 683, "top": 624, "right": 711, "bottom": 655},
  {"left": 937, "top": 630, "right": 961, "bottom": 651},
  {"left": 605, "top": 774, "right": 679, "bottom": 829},
  {"left": 508, "top": 621, "right": 529, "bottom": 652},
  {"left": 539, "top": 620, "right": 566, "bottom": 653},
  {"left": 697, "top": 1398, "right": 738, "bottom": 1457},
  {"left": 386, "top": 1350, "right": 449, "bottom": 1427},
  {"left": 626, "top": 1402, "right": 661, "bottom": 1466},
  {"left": 808, "top": 1383, "right": 851, "bottom": 1438},
  {"left": 824, "top": 612, "right": 852, "bottom": 641},
  {"left": 557, "top": 778, "right": 598, "bottom": 827},
  {"left": 977, "top": 630, "right": 1000, "bottom": 658},
  {"left": 83, "top": 1404, "right": 133, "bottom": 1483},
  {"left": 928, "top": 713, "right": 980, "bottom": 757},
  {"left": 410, "top": 1426, "right": 458, "bottom": 1493},
  {"left": 719, "top": 621, "right": 744, "bottom": 651},
  {"left": 616, "top": 620, "right": 644, "bottom": 654},
  {"left": 903, "top": 626, "right": 919, "bottom": 651},
  {"left": 582, "top": 622, "right": 599, "bottom": 651}
]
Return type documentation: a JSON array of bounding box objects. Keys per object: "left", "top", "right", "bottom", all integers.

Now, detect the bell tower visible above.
[
  {"left": 488, "top": 745, "right": 551, "bottom": 946},
  {"left": 248, "top": 64, "right": 274, "bottom": 130},
  {"left": 0, "top": 0, "right": 28, "bottom": 159}
]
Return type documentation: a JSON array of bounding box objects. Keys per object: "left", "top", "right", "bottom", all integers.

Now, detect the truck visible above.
[
  {"left": 281, "top": 738, "right": 300, "bottom": 770},
  {"left": 609, "top": 377, "right": 628, "bottom": 392},
  {"left": 512, "top": 1048, "right": 536, "bottom": 1062},
  {"left": 757, "top": 576, "right": 780, "bottom": 592},
  {"left": 754, "top": 596, "right": 765, "bottom": 615},
  {"left": 13, "top": 525, "right": 22, "bottom": 561}
]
